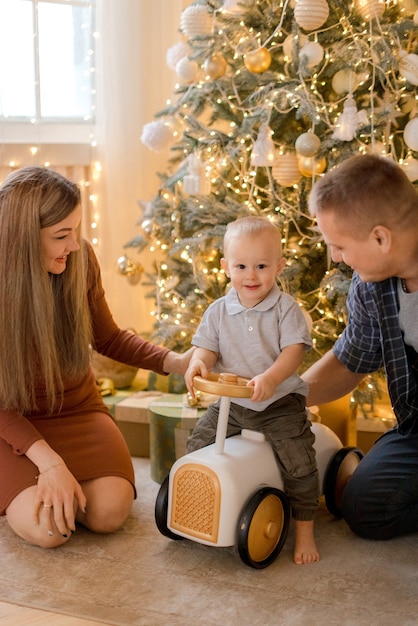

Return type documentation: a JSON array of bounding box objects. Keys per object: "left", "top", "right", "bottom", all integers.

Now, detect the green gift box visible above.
[{"left": 148, "top": 394, "right": 207, "bottom": 484}]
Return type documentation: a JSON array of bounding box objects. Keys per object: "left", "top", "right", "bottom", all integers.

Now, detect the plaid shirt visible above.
[{"left": 333, "top": 273, "right": 418, "bottom": 434}]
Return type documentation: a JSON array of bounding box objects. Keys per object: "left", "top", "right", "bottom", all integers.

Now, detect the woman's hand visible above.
[
  {"left": 163, "top": 346, "right": 196, "bottom": 376},
  {"left": 33, "top": 462, "right": 86, "bottom": 538}
]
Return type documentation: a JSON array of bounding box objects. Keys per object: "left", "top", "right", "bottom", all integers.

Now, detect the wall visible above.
[{"left": 95, "top": 0, "right": 189, "bottom": 337}]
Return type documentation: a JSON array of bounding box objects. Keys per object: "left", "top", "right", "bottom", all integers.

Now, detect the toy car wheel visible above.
[
  {"left": 237, "top": 487, "right": 290, "bottom": 569},
  {"left": 155, "top": 476, "right": 182, "bottom": 541},
  {"left": 323, "top": 446, "right": 364, "bottom": 518}
]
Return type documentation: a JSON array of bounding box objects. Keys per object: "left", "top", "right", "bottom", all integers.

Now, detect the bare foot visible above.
[{"left": 293, "top": 520, "right": 320, "bottom": 565}]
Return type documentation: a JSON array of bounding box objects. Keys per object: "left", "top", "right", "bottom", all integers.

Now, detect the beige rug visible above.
[{"left": 0, "top": 457, "right": 417, "bottom": 626}]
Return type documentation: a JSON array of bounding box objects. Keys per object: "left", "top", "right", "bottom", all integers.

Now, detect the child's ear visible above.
[
  {"left": 220, "top": 257, "right": 229, "bottom": 275},
  {"left": 276, "top": 257, "right": 286, "bottom": 276}
]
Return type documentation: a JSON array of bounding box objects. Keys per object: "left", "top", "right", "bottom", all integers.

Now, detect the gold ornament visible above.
[
  {"left": 298, "top": 155, "right": 327, "bottom": 177},
  {"left": 116, "top": 256, "right": 144, "bottom": 285},
  {"left": 187, "top": 390, "right": 203, "bottom": 407},
  {"left": 204, "top": 54, "right": 227, "bottom": 80},
  {"left": 244, "top": 47, "right": 272, "bottom": 73}
]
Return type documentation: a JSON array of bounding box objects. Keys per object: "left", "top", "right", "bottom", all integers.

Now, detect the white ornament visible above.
[
  {"left": 272, "top": 153, "right": 302, "bottom": 187},
  {"left": 404, "top": 118, "right": 418, "bottom": 151},
  {"left": 332, "top": 96, "right": 368, "bottom": 142},
  {"left": 295, "top": 131, "right": 321, "bottom": 157},
  {"left": 354, "top": 0, "right": 385, "bottom": 21},
  {"left": 399, "top": 52, "right": 418, "bottom": 86},
  {"left": 176, "top": 56, "right": 199, "bottom": 82},
  {"left": 299, "top": 41, "right": 324, "bottom": 68},
  {"left": 402, "top": 157, "right": 418, "bottom": 182},
  {"left": 166, "top": 42, "right": 189, "bottom": 71},
  {"left": 251, "top": 124, "right": 275, "bottom": 166},
  {"left": 222, "top": 0, "right": 250, "bottom": 13},
  {"left": 141, "top": 120, "right": 175, "bottom": 152},
  {"left": 183, "top": 154, "right": 211, "bottom": 195},
  {"left": 332, "top": 69, "right": 360, "bottom": 95},
  {"left": 180, "top": 5, "right": 213, "bottom": 38},
  {"left": 283, "top": 34, "right": 308, "bottom": 60},
  {"left": 294, "top": 0, "right": 330, "bottom": 31}
]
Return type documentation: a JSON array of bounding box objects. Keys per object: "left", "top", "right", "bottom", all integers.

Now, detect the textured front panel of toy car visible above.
[{"left": 170, "top": 463, "right": 221, "bottom": 543}]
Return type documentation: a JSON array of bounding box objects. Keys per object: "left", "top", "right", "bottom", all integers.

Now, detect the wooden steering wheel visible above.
[{"left": 193, "top": 372, "right": 254, "bottom": 398}]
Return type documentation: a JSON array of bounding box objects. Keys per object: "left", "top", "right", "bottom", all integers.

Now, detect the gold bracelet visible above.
[{"left": 35, "top": 462, "right": 64, "bottom": 480}]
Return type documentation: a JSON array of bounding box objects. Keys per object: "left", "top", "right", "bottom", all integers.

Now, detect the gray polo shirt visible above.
[{"left": 192, "top": 283, "right": 311, "bottom": 411}]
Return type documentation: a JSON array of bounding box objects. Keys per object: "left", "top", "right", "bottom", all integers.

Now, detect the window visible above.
[{"left": 0, "top": 0, "right": 96, "bottom": 144}]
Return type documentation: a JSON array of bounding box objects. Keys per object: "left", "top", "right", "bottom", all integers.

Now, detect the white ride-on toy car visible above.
[{"left": 155, "top": 373, "right": 363, "bottom": 569}]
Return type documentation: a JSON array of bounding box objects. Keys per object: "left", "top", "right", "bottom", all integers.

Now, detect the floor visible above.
[
  {"left": 0, "top": 457, "right": 417, "bottom": 626},
  {"left": 0, "top": 601, "right": 104, "bottom": 625}
]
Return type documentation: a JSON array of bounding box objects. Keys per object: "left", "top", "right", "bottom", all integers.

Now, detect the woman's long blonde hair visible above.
[{"left": 0, "top": 166, "right": 92, "bottom": 413}]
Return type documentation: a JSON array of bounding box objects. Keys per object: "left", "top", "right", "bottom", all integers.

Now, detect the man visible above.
[{"left": 303, "top": 154, "right": 418, "bottom": 540}]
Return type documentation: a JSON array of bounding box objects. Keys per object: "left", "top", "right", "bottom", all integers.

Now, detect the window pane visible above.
[
  {"left": 0, "top": 0, "right": 36, "bottom": 118},
  {"left": 38, "top": 2, "right": 94, "bottom": 119}
]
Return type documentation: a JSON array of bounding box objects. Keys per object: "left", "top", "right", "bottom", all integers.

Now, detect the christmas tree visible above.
[{"left": 122, "top": 0, "right": 418, "bottom": 377}]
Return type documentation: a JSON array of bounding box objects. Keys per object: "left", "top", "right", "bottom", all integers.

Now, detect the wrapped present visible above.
[
  {"left": 148, "top": 394, "right": 208, "bottom": 484},
  {"left": 112, "top": 391, "right": 163, "bottom": 457},
  {"left": 356, "top": 402, "right": 396, "bottom": 453}
]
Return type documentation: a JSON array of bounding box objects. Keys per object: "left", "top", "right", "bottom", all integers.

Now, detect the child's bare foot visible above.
[{"left": 293, "top": 520, "right": 320, "bottom": 565}]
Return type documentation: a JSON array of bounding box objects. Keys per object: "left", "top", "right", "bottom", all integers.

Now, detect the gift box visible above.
[
  {"left": 313, "top": 394, "right": 358, "bottom": 447},
  {"left": 356, "top": 403, "right": 396, "bottom": 453},
  {"left": 112, "top": 391, "right": 163, "bottom": 457},
  {"left": 148, "top": 393, "right": 207, "bottom": 484}
]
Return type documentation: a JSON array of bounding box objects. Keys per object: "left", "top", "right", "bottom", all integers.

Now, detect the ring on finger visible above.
[{"left": 43, "top": 504, "right": 53, "bottom": 508}]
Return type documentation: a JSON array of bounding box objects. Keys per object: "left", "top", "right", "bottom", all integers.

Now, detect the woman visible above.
[{"left": 0, "top": 166, "right": 191, "bottom": 548}]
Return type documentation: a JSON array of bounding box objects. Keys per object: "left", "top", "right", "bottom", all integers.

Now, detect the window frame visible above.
[{"left": 0, "top": 0, "right": 96, "bottom": 148}]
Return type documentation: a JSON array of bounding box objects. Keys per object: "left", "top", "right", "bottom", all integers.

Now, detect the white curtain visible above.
[{"left": 94, "top": 0, "right": 189, "bottom": 334}]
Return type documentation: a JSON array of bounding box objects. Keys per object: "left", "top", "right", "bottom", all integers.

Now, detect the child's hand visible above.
[
  {"left": 185, "top": 359, "right": 209, "bottom": 396},
  {"left": 247, "top": 373, "right": 276, "bottom": 402}
]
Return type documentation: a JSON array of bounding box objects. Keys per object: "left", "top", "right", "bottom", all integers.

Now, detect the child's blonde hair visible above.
[{"left": 224, "top": 216, "right": 282, "bottom": 255}]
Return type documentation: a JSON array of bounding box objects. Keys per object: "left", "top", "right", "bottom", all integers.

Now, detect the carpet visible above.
[{"left": 0, "top": 457, "right": 417, "bottom": 626}]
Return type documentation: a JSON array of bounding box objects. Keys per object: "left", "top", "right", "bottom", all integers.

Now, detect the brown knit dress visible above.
[{"left": 0, "top": 245, "right": 170, "bottom": 515}]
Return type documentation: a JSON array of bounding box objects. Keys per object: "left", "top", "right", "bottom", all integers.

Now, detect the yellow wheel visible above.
[{"left": 237, "top": 488, "right": 290, "bottom": 569}]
